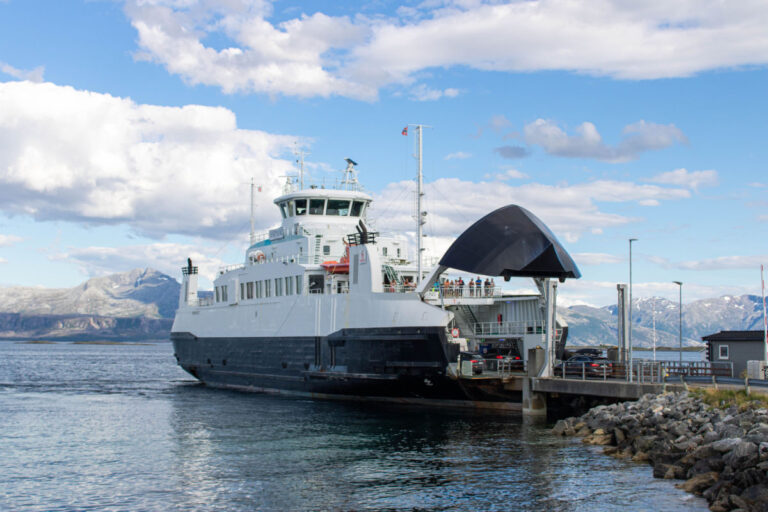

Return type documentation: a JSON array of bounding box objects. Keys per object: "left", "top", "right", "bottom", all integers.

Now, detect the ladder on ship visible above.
[
  {"left": 314, "top": 235, "right": 322, "bottom": 264},
  {"left": 382, "top": 264, "right": 403, "bottom": 285},
  {"left": 454, "top": 304, "right": 478, "bottom": 338}
]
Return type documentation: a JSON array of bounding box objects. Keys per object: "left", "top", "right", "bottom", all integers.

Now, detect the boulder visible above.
[
  {"left": 760, "top": 442, "right": 768, "bottom": 462},
  {"left": 723, "top": 442, "right": 759, "bottom": 471},
  {"left": 678, "top": 471, "right": 719, "bottom": 494},
  {"left": 552, "top": 419, "right": 569, "bottom": 436},
  {"left": 632, "top": 451, "right": 650, "bottom": 463},
  {"left": 712, "top": 437, "right": 742, "bottom": 453}
]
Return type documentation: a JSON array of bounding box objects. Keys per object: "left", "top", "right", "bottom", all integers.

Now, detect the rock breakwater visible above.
[{"left": 553, "top": 392, "right": 768, "bottom": 511}]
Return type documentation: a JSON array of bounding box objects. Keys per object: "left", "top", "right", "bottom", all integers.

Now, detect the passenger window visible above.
[
  {"left": 323, "top": 245, "right": 331, "bottom": 255},
  {"left": 309, "top": 199, "right": 325, "bottom": 215},
  {"left": 285, "top": 276, "right": 292, "bottom": 295},
  {"left": 351, "top": 201, "right": 364, "bottom": 217},
  {"left": 295, "top": 199, "right": 307, "bottom": 215},
  {"left": 382, "top": 247, "right": 388, "bottom": 256},
  {"left": 296, "top": 275, "right": 302, "bottom": 294},
  {"left": 326, "top": 199, "right": 351, "bottom": 216}
]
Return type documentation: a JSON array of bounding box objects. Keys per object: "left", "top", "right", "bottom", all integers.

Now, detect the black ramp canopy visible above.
[{"left": 439, "top": 204, "right": 581, "bottom": 282}]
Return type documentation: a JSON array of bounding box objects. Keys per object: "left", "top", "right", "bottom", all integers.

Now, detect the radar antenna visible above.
[{"left": 341, "top": 158, "right": 359, "bottom": 191}]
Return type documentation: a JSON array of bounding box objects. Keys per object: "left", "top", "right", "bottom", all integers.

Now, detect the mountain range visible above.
[
  {"left": 0, "top": 268, "right": 764, "bottom": 345},
  {"left": 0, "top": 269, "right": 179, "bottom": 340},
  {"left": 563, "top": 294, "right": 766, "bottom": 347}
]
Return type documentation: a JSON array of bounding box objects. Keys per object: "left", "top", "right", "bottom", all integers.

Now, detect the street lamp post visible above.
[
  {"left": 673, "top": 281, "right": 683, "bottom": 365},
  {"left": 629, "top": 238, "right": 638, "bottom": 382}
]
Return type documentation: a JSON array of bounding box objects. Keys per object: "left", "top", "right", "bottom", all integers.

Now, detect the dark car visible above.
[
  {"left": 560, "top": 355, "right": 612, "bottom": 377},
  {"left": 459, "top": 352, "right": 485, "bottom": 375},
  {"left": 482, "top": 349, "right": 524, "bottom": 372}
]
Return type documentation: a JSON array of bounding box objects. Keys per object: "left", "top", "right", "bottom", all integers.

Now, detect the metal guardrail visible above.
[{"left": 552, "top": 360, "right": 734, "bottom": 383}]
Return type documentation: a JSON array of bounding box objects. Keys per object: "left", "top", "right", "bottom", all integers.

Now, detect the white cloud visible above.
[
  {"left": 124, "top": 0, "right": 768, "bottom": 100},
  {"left": 0, "top": 80, "right": 296, "bottom": 239},
  {"left": 524, "top": 119, "right": 687, "bottom": 162},
  {"left": 573, "top": 252, "right": 623, "bottom": 265},
  {"left": 0, "top": 257, "right": 7, "bottom": 264},
  {"left": 52, "top": 242, "right": 226, "bottom": 285},
  {"left": 444, "top": 151, "right": 471, "bottom": 160},
  {"left": 370, "top": 177, "right": 689, "bottom": 244},
  {"left": 649, "top": 168, "right": 718, "bottom": 191},
  {"left": 408, "top": 84, "right": 460, "bottom": 101},
  {"left": 649, "top": 254, "right": 768, "bottom": 271},
  {"left": 0, "top": 62, "right": 44, "bottom": 82},
  {"left": 0, "top": 234, "right": 22, "bottom": 247},
  {"left": 483, "top": 168, "right": 529, "bottom": 181}
]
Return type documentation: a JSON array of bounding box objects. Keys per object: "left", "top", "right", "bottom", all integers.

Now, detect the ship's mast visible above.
[
  {"left": 417, "top": 125, "right": 424, "bottom": 284},
  {"left": 249, "top": 177, "right": 255, "bottom": 246},
  {"left": 409, "top": 124, "right": 429, "bottom": 284}
]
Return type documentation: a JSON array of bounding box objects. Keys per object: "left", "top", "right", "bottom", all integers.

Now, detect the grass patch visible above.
[{"left": 690, "top": 388, "right": 768, "bottom": 411}]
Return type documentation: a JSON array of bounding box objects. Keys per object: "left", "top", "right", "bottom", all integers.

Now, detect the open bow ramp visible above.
[{"left": 439, "top": 204, "right": 581, "bottom": 282}]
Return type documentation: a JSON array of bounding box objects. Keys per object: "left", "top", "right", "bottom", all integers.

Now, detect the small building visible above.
[{"left": 702, "top": 330, "right": 766, "bottom": 377}]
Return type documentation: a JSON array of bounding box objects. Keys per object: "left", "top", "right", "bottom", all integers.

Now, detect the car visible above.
[
  {"left": 459, "top": 352, "right": 485, "bottom": 375},
  {"left": 559, "top": 355, "right": 612, "bottom": 377},
  {"left": 482, "top": 351, "right": 524, "bottom": 372}
]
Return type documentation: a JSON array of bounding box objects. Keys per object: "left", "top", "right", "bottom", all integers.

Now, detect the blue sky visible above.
[{"left": 0, "top": 0, "right": 766, "bottom": 307}]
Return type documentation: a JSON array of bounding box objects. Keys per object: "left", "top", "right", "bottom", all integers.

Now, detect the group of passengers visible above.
[{"left": 435, "top": 276, "right": 495, "bottom": 297}]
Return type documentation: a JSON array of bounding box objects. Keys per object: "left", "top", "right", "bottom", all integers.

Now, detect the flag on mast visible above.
[{"left": 401, "top": 126, "right": 408, "bottom": 136}]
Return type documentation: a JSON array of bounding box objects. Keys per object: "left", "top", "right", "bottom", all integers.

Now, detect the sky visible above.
[{"left": 0, "top": 0, "right": 766, "bottom": 307}]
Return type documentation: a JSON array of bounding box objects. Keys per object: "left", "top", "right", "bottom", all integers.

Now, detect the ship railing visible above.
[
  {"left": 218, "top": 263, "right": 246, "bottom": 275},
  {"left": 473, "top": 321, "right": 545, "bottom": 336},
  {"left": 551, "top": 360, "right": 734, "bottom": 383},
  {"left": 382, "top": 283, "right": 418, "bottom": 293},
  {"left": 192, "top": 296, "right": 215, "bottom": 307},
  {"left": 430, "top": 284, "right": 503, "bottom": 299}
]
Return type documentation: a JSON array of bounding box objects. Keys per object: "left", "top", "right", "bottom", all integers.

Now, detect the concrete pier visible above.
[{"left": 522, "top": 348, "right": 547, "bottom": 416}]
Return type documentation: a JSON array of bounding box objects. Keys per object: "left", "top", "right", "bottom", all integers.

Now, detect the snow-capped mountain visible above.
[
  {"left": 0, "top": 269, "right": 180, "bottom": 340},
  {"left": 0, "top": 268, "right": 179, "bottom": 319},
  {"left": 563, "top": 294, "right": 766, "bottom": 347}
]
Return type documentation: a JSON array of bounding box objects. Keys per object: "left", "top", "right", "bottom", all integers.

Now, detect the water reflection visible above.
[{"left": 0, "top": 342, "right": 706, "bottom": 512}]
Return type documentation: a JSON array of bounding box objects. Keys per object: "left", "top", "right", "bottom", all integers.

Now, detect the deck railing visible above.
[{"left": 551, "top": 360, "right": 734, "bottom": 383}]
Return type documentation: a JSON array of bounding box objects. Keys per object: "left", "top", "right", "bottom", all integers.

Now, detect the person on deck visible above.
[{"left": 468, "top": 279, "right": 475, "bottom": 297}]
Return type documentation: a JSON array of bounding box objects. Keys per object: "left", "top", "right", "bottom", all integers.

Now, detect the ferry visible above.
[{"left": 171, "top": 146, "right": 580, "bottom": 408}]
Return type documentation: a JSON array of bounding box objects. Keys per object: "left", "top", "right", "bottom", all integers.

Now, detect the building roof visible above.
[{"left": 702, "top": 330, "right": 766, "bottom": 342}]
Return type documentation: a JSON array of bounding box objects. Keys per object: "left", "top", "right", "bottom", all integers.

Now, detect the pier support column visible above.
[{"left": 523, "top": 347, "right": 547, "bottom": 417}]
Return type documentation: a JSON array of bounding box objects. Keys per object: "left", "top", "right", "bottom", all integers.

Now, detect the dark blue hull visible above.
[{"left": 171, "top": 327, "right": 522, "bottom": 409}]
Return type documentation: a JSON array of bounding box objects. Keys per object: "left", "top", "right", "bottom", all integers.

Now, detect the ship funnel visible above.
[{"left": 180, "top": 258, "right": 199, "bottom": 306}]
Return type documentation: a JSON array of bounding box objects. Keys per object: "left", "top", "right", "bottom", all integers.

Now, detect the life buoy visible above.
[
  {"left": 254, "top": 251, "right": 266, "bottom": 263},
  {"left": 451, "top": 328, "right": 460, "bottom": 338}
]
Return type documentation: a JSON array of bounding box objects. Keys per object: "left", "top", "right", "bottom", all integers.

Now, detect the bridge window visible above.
[
  {"left": 326, "top": 199, "right": 351, "bottom": 216},
  {"left": 296, "top": 275, "right": 302, "bottom": 294},
  {"left": 279, "top": 202, "right": 288, "bottom": 219},
  {"left": 295, "top": 199, "right": 307, "bottom": 215},
  {"left": 323, "top": 245, "right": 331, "bottom": 256},
  {"left": 309, "top": 274, "right": 324, "bottom": 293},
  {"left": 351, "top": 200, "right": 365, "bottom": 217},
  {"left": 285, "top": 276, "right": 292, "bottom": 295},
  {"left": 309, "top": 199, "right": 325, "bottom": 215},
  {"left": 247, "top": 282, "right": 254, "bottom": 299},
  {"left": 265, "top": 280, "right": 271, "bottom": 297}
]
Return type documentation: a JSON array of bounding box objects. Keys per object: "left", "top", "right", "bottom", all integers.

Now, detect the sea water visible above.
[{"left": 0, "top": 341, "right": 707, "bottom": 511}]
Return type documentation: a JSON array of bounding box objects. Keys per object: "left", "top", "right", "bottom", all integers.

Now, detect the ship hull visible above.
[{"left": 171, "top": 327, "right": 522, "bottom": 410}]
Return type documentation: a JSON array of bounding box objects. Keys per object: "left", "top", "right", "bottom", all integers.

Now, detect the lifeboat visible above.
[{"left": 321, "top": 246, "right": 350, "bottom": 274}]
